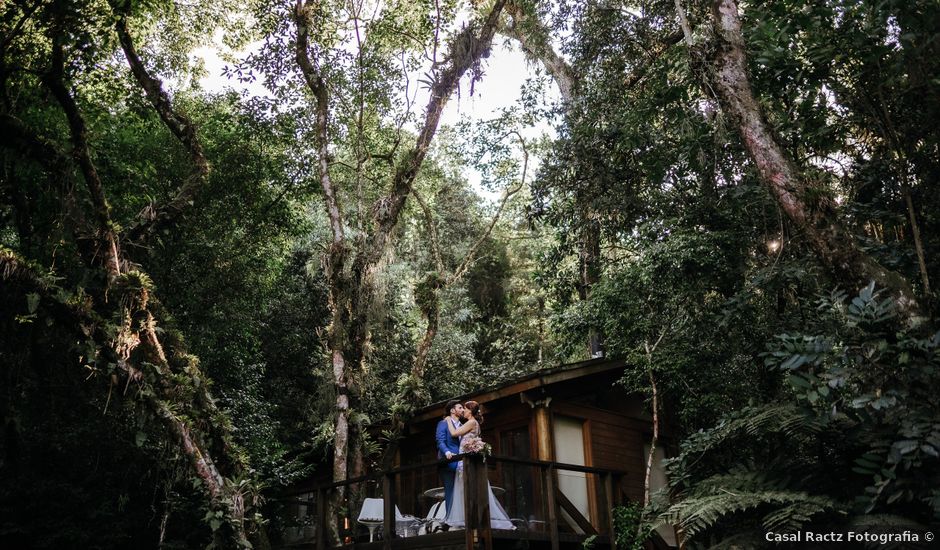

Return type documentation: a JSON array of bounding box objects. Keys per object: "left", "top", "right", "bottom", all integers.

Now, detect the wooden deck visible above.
[
  {"left": 284, "top": 529, "right": 612, "bottom": 550},
  {"left": 278, "top": 454, "right": 630, "bottom": 550}
]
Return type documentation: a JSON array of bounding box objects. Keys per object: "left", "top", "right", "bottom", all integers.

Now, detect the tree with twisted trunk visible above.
[
  {"left": 0, "top": 1, "right": 261, "bottom": 546},
  {"left": 685, "top": 0, "right": 925, "bottom": 325},
  {"left": 292, "top": 0, "right": 509, "bottom": 533}
]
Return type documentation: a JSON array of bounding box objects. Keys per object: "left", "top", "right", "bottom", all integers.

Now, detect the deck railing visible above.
[{"left": 283, "top": 454, "right": 627, "bottom": 550}]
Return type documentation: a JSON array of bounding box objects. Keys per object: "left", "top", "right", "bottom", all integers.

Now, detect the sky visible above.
[
  {"left": 192, "top": 31, "right": 560, "bottom": 201},
  {"left": 194, "top": 38, "right": 545, "bottom": 127}
]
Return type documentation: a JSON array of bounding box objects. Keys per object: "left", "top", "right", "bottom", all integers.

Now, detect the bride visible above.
[{"left": 444, "top": 400, "right": 515, "bottom": 530}]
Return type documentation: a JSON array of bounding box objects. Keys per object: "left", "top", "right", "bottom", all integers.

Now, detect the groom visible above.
[{"left": 436, "top": 399, "right": 463, "bottom": 516}]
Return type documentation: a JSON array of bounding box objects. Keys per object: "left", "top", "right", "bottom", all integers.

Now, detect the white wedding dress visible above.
[{"left": 445, "top": 423, "right": 515, "bottom": 530}]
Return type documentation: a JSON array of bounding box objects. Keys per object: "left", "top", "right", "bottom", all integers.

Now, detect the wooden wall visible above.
[
  {"left": 397, "top": 375, "right": 662, "bottom": 518},
  {"left": 553, "top": 400, "right": 650, "bottom": 503},
  {"left": 285, "top": 367, "right": 668, "bottom": 529}
]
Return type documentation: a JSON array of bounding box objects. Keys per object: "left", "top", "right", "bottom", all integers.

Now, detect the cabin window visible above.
[{"left": 553, "top": 415, "right": 593, "bottom": 530}]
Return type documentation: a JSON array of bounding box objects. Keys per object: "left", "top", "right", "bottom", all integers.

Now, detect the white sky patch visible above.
[{"left": 191, "top": 28, "right": 560, "bottom": 204}]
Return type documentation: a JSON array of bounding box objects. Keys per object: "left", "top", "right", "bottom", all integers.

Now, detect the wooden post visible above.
[
  {"left": 383, "top": 472, "right": 395, "bottom": 549},
  {"left": 461, "top": 456, "right": 474, "bottom": 549},
  {"left": 315, "top": 488, "right": 327, "bottom": 550},
  {"left": 612, "top": 474, "right": 624, "bottom": 507},
  {"left": 476, "top": 456, "right": 493, "bottom": 550},
  {"left": 544, "top": 464, "right": 559, "bottom": 550},
  {"left": 533, "top": 399, "right": 554, "bottom": 461},
  {"left": 604, "top": 473, "right": 616, "bottom": 550},
  {"left": 462, "top": 454, "right": 494, "bottom": 550}
]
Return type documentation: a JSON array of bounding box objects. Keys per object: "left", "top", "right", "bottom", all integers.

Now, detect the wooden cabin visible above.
[{"left": 279, "top": 358, "right": 678, "bottom": 549}]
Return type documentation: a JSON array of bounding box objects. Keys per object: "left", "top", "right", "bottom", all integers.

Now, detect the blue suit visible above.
[{"left": 436, "top": 417, "right": 461, "bottom": 513}]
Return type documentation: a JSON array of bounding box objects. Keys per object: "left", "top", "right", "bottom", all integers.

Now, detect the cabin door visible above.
[{"left": 553, "top": 415, "right": 593, "bottom": 531}]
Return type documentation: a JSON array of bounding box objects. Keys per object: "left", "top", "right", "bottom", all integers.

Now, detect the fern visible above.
[
  {"left": 659, "top": 485, "right": 841, "bottom": 538},
  {"left": 658, "top": 466, "right": 844, "bottom": 542},
  {"left": 762, "top": 498, "right": 839, "bottom": 532},
  {"left": 677, "top": 403, "right": 825, "bottom": 457},
  {"left": 657, "top": 285, "right": 937, "bottom": 547},
  {"left": 667, "top": 403, "right": 828, "bottom": 491}
]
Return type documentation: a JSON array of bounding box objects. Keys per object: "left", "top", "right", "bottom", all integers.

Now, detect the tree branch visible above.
[
  {"left": 503, "top": 1, "right": 577, "bottom": 101},
  {"left": 623, "top": 30, "right": 684, "bottom": 90},
  {"left": 360, "top": 0, "right": 509, "bottom": 270},
  {"left": 43, "top": 28, "right": 122, "bottom": 277},
  {"left": 700, "top": 0, "right": 923, "bottom": 324},
  {"left": 411, "top": 188, "right": 443, "bottom": 273},
  {"left": 0, "top": 0, "right": 42, "bottom": 52},
  {"left": 449, "top": 131, "right": 527, "bottom": 285},
  {"left": 114, "top": 3, "right": 211, "bottom": 247},
  {"left": 674, "top": 0, "right": 694, "bottom": 47},
  {"left": 501, "top": 2, "right": 681, "bottom": 98},
  {"left": 407, "top": 130, "right": 526, "bottom": 400},
  {"left": 295, "top": 0, "right": 345, "bottom": 244}
]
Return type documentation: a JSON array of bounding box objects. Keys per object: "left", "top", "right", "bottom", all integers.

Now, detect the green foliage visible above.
[
  {"left": 657, "top": 470, "right": 843, "bottom": 539},
  {"left": 414, "top": 271, "right": 444, "bottom": 317},
  {"left": 4, "top": 0, "right": 940, "bottom": 546},
  {"left": 531, "top": 3, "right": 939, "bottom": 543},
  {"left": 612, "top": 502, "right": 649, "bottom": 550},
  {"left": 388, "top": 372, "right": 432, "bottom": 423},
  {"left": 658, "top": 286, "right": 939, "bottom": 545},
  {"left": 766, "top": 283, "right": 940, "bottom": 515}
]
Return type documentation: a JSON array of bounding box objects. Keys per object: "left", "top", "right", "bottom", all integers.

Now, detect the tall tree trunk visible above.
[
  {"left": 294, "top": 0, "right": 510, "bottom": 518},
  {"left": 413, "top": 300, "right": 440, "bottom": 382},
  {"left": 640, "top": 337, "right": 661, "bottom": 544},
  {"left": 641, "top": 333, "right": 666, "bottom": 510},
  {"left": 869, "top": 90, "right": 932, "bottom": 299},
  {"left": 702, "top": 0, "right": 924, "bottom": 324},
  {"left": 901, "top": 179, "right": 930, "bottom": 296},
  {"left": 503, "top": 1, "right": 577, "bottom": 102},
  {"left": 579, "top": 216, "right": 603, "bottom": 357},
  {"left": 115, "top": 3, "right": 210, "bottom": 247},
  {"left": 643, "top": 362, "right": 659, "bottom": 509}
]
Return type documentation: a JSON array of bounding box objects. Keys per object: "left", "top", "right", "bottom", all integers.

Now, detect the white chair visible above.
[
  {"left": 418, "top": 499, "right": 448, "bottom": 535},
  {"left": 357, "top": 498, "right": 415, "bottom": 541},
  {"left": 427, "top": 500, "right": 447, "bottom": 521}
]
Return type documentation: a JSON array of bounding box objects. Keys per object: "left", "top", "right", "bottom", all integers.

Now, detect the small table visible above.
[
  {"left": 423, "top": 486, "right": 506, "bottom": 500},
  {"left": 422, "top": 487, "right": 445, "bottom": 501}
]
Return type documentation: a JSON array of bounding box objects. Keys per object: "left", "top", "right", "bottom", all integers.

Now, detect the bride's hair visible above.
[{"left": 464, "top": 400, "right": 483, "bottom": 425}]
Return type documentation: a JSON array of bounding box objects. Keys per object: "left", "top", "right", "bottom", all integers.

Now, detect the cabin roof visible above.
[{"left": 409, "top": 357, "right": 627, "bottom": 424}]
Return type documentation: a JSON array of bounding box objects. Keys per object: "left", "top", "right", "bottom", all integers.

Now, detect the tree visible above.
[
  {"left": 1, "top": 1, "right": 265, "bottom": 545},
  {"left": 288, "top": 0, "right": 510, "bottom": 511},
  {"left": 682, "top": 0, "right": 926, "bottom": 323}
]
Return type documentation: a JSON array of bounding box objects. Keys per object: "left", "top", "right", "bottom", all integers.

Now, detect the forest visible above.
[{"left": 1, "top": 0, "right": 938, "bottom": 548}]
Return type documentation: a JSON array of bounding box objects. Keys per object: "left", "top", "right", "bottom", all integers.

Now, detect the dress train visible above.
[{"left": 445, "top": 466, "right": 515, "bottom": 530}]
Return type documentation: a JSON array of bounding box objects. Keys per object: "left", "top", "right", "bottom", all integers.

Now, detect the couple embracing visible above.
[{"left": 435, "top": 399, "right": 514, "bottom": 529}]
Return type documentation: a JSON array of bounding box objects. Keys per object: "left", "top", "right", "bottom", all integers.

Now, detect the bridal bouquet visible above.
[{"left": 462, "top": 437, "right": 492, "bottom": 455}]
